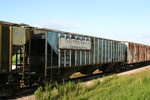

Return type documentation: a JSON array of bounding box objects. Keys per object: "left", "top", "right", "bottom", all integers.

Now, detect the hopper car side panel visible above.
[
  {"left": 40, "top": 32, "right": 127, "bottom": 76},
  {"left": 56, "top": 34, "right": 126, "bottom": 68}
]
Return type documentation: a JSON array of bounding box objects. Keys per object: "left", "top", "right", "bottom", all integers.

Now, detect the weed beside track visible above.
[{"left": 34, "top": 68, "right": 150, "bottom": 100}]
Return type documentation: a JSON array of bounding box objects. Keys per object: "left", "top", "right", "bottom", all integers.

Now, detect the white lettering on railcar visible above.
[{"left": 59, "top": 38, "right": 91, "bottom": 50}]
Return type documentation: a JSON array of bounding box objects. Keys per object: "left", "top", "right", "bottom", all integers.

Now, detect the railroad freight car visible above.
[
  {"left": 0, "top": 21, "right": 31, "bottom": 96},
  {"left": 123, "top": 42, "right": 150, "bottom": 64},
  {"left": 0, "top": 21, "right": 150, "bottom": 96},
  {"left": 30, "top": 28, "right": 126, "bottom": 81}
]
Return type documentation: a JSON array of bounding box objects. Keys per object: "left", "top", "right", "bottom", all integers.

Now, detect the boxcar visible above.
[{"left": 123, "top": 42, "right": 150, "bottom": 64}]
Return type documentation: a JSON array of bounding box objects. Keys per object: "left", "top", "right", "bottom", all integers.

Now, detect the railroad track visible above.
[
  {"left": 6, "top": 63, "right": 150, "bottom": 99},
  {"left": 2, "top": 85, "right": 38, "bottom": 99},
  {"left": 66, "top": 63, "right": 149, "bottom": 82}
]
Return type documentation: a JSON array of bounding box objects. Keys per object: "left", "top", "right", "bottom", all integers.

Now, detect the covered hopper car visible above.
[
  {"left": 30, "top": 27, "right": 127, "bottom": 81},
  {"left": 0, "top": 21, "right": 150, "bottom": 96}
]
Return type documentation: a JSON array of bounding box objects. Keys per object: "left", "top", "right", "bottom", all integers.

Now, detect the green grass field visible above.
[
  {"left": 34, "top": 70, "right": 150, "bottom": 100},
  {"left": 12, "top": 55, "right": 21, "bottom": 65}
]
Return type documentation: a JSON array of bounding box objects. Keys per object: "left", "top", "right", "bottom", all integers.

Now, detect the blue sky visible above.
[{"left": 0, "top": 0, "right": 150, "bottom": 45}]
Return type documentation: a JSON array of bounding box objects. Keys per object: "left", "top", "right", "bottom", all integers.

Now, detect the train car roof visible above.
[
  {"left": 1, "top": 20, "right": 149, "bottom": 45},
  {"left": 0, "top": 21, "right": 121, "bottom": 42}
]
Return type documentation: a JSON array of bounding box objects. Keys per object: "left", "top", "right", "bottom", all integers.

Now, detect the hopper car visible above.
[{"left": 0, "top": 21, "right": 150, "bottom": 96}]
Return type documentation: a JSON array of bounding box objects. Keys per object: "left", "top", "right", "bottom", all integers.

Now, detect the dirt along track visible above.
[
  {"left": 83, "top": 64, "right": 150, "bottom": 86},
  {"left": 11, "top": 64, "right": 150, "bottom": 100}
]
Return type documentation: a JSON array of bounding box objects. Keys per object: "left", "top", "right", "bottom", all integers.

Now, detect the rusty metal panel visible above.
[
  {"left": 12, "top": 26, "right": 26, "bottom": 45},
  {"left": 124, "top": 42, "right": 150, "bottom": 64}
]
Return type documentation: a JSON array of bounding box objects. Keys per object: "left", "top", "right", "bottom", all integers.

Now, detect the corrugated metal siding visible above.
[
  {"left": 57, "top": 34, "right": 92, "bottom": 67},
  {"left": 124, "top": 42, "right": 150, "bottom": 64},
  {"left": 55, "top": 33, "right": 125, "bottom": 67}
]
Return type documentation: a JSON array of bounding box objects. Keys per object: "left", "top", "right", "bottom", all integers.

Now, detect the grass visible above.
[
  {"left": 34, "top": 70, "right": 150, "bottom": 100},
  {"left": 12, "top": 55, "right": 21, "bottom": 65}
]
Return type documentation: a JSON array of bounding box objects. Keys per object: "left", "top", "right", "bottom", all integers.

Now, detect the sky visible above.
[{"left": 0, "top": 0, "right": 150, "bottom": 45}]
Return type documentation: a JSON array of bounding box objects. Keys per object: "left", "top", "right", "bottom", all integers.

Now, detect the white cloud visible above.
[
  {"left": 33, "top": 19, "right": 80, "bottom": 30},
  {"left": 131, "top": 34, "right": 150, "bottom": 45}
]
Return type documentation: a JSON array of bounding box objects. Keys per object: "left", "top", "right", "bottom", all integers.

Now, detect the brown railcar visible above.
[{"left": 123, "top": 42, "right": 150, "bottom": 64}]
